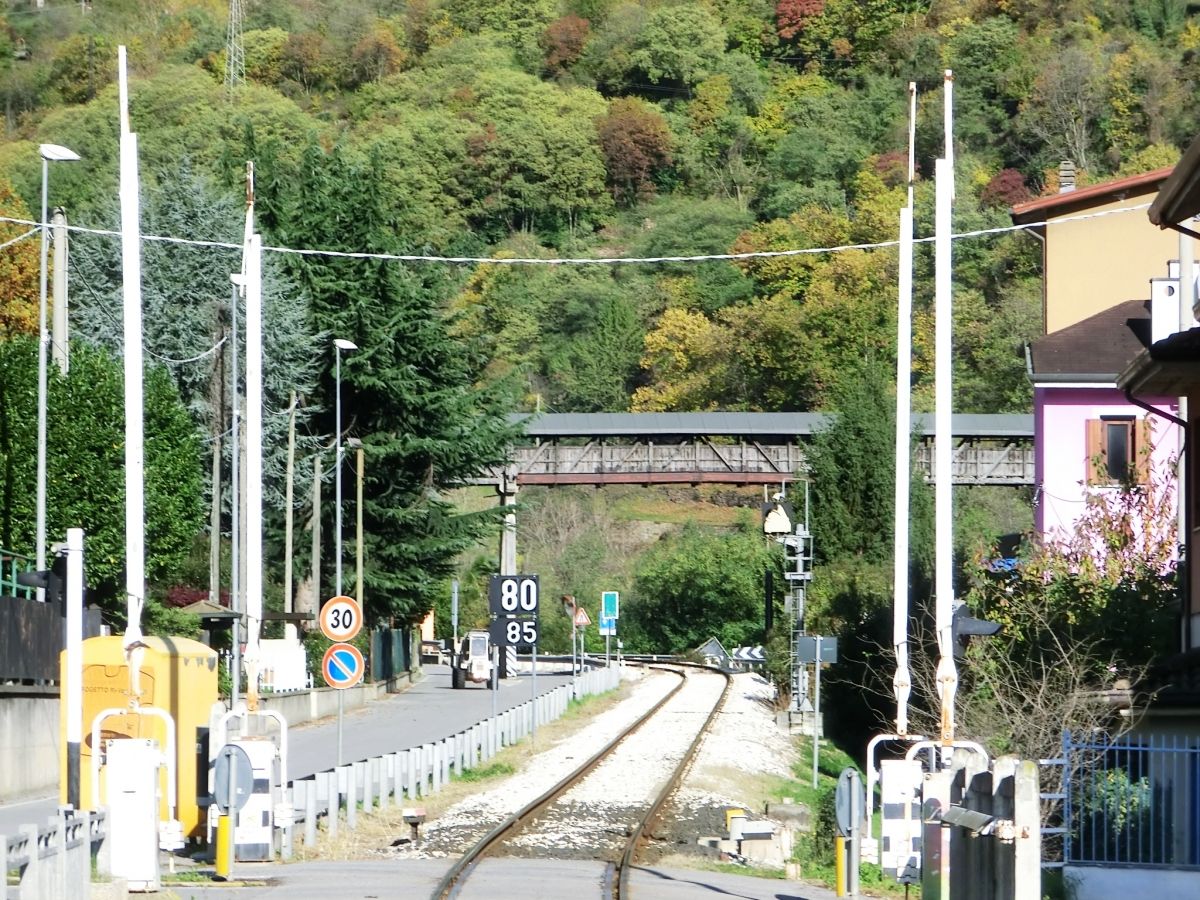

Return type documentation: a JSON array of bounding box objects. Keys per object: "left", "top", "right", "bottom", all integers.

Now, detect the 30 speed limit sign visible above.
[{"left": 319, "top": 595, "right": 363, "bottom": 642}]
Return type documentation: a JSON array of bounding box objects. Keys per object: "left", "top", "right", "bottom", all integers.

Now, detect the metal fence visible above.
[
  {"left": 369, "top": 626, "right": 411, "bottom": 683},
  {"left": 0, "top": 597, "right": 104, "bottom": 683},
  {"left": 0, "top": 548, "right": 35, "bottom": 601},
  {"left": 1064, "top": 730, "right": 1200, "bottom": 868}
]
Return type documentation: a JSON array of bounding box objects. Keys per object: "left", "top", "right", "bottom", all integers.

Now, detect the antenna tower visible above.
[{"left": 225, "top": 0, "right": 246, "bottom": 96}]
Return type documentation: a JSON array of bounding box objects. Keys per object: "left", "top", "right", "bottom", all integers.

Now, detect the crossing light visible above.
[
  {"left": 17, "top": 550, "right": 68, "bottom": 607},
  {"left": 951, "top": 601, "right": 1001, "bottom": 659}
]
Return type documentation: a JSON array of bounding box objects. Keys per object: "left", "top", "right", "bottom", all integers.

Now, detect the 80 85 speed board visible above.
[{"left": 488, "top": 574, "right": 539, "bottom": 647}]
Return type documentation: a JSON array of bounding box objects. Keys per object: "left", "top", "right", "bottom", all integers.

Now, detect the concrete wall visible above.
[
  {"left": 0, "top": 690, "right": 59, "bottom": 803},
  {"left": 256, "top": 674, "right": 412, "bottom": 724},
  {"left": 0, "top": 672, "right": 415, "bottom": 800},
  {"left": 1065, "top": 865, "right": 1200, "bottom": 900}
]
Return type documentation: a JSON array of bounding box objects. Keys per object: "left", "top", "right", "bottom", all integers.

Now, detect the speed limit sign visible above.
[
  {"left": 488, "top": 575, "right": 539, "bottom": 647},
  {"left": 320, "top": 595, "right": 363, "bottom": 642}
]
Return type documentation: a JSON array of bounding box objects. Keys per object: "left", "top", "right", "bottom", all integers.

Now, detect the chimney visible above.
[{"left": 1059, "top": 160, "right": 1076, "bottom": 193}]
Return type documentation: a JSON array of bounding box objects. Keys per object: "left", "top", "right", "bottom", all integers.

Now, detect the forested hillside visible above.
[
  {"left": 0, "top": 2, "right": 1187, "bottom": 784},
  {"left": 3, "top": 0, "right": 1196, "bottom": 418}
]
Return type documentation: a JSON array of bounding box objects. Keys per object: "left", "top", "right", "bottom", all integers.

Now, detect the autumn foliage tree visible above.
[
  {"left": 776, "top": 0, "right": 825, "bottom": 41},
  {"left": 0, "top": 179, "right": 41, "bottom": 338},
  {"left": 347, "top": 22, "right": 407, "bottom": 87},
  {"left": 541, "top": 14, "right": 590, "bottom": 76},
  {"left": 596, "top": 97, "right": 673, "bottom": 204}
]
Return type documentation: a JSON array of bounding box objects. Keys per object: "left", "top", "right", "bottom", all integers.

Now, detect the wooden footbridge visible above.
[{"left": 481, "top": 412, "right": 1033, "bottom": 487}]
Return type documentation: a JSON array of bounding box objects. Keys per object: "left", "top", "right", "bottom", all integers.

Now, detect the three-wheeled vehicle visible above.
[{"left": 451, "top": 630, "right": 496, "bottom": 689}]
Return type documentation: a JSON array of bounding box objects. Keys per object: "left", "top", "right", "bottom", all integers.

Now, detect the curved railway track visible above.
[{"left": 431, "top": 664, "right": 731, "bottom": 900}]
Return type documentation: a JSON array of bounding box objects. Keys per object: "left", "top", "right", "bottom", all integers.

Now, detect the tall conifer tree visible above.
[{"left": 254, "top": 141, "right": 521, "bottom": 622}]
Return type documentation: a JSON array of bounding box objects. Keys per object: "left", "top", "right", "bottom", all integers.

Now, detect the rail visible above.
[
  {"left": 616, "top": 665, "right": 732, "bottom": 898},
  {"left": 282, "top": 664, "right": 622, "bottom": 856},
  {"left": 433, "top": 662, "right": 731, "bottom": 900}
]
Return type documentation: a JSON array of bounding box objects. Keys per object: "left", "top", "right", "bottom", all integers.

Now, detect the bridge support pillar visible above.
[{"left": 498, "top": 468, "right": 518, "bottom": 576}]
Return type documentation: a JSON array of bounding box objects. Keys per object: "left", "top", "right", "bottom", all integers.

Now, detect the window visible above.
[{"left": 1086, "top": 416, "right": 1151, "bottom": 485}]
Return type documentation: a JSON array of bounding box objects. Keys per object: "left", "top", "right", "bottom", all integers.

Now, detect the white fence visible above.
[
  {"left": 1, "top": 665, "right": 621, "bottom": 893},
  {"left": 281, "top": 665, "right": 621, "bottom": 854},
  {"left": 1, "top": 808, "right": 108, "bottom": 900}
]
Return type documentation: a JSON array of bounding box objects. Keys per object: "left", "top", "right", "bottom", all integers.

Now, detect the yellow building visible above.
[{"left": 1011, "top": 167, "right": 1176, "bottom": 335}]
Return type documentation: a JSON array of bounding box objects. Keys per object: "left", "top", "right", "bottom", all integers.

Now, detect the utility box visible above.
[
  {"left": 63, "top": 635, "right": 218, "bottom": 840},
  {"left": 880, "top": 758, "right": 924, "bottom": 881},
  {"left": 106, "top": 739, "right": 162, "bottom": 892}
]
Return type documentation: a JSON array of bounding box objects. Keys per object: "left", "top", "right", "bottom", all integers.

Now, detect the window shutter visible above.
[
  {"left": 1085, "top": 419, "right": 1104, "bottom": 484},
  {"left": 1135, "top": 418, "right": 1153, "bottom": 484}
]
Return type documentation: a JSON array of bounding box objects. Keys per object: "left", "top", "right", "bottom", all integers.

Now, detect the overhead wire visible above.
[
  {"left": 0, "top": 200, "right": 1155, "bottom": 267},
  {"left": 67, "top": 252, "right": 230, "bottom": 365}
]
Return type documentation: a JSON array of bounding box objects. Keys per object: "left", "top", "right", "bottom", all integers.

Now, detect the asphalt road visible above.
[
  {"left": 0, "top": 664, "right": 574, "bottom": 841},
  {"left": 150, "top": 859, "right": 840, "bottom": 900}
]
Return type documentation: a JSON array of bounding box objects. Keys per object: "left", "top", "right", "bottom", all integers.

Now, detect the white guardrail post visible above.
[{"left": 242, "top": 657, "right": 627, "bottom": 847}]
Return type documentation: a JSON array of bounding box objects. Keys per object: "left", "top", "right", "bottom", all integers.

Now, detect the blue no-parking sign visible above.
[{"left": 322, "top": 642, "right": 365, "bottom": 689}]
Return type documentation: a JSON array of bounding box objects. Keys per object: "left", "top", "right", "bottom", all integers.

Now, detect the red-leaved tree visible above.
[
  {"left": 776, "top": 0, "right": 825, "bottom": 41},
  {"left": 596, "top": 98, "right": 673, "bottom": 205},
  {"left": 541, "top": 15, "right": 590, "bottom": 76}
]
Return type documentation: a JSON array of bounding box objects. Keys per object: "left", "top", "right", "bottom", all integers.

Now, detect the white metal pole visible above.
[
  {"left": 35, "top": 157, "right": 49, "bottom": 602},
  {"left": 335, "top": 349, "right": 343, "bottom": 599},
  {"left": 892, "top": 82, "right": 917, "bottom": 738},
  {"left": 118, "top": 46, "right": 147, "bottom": 700},
  {"left": 334, "top": 344, "right": 344, "bottom": 768},
  {"left": 934, "top": 157, "right": 957, "bottom": 751},
  {"left": 893, "top": 202, "right": 915, "bottom": 738},
  {"left": 230, "top": 281, "right": 240, "bottom": 710},
  {"left": 943, "top": 70, "right": 955, "bottom": 199},
  {"left": 51, "top": 209, "right": 69, "bottom": 375},
  {"left": 65, "top": 527, "right": 84, "bottom": 809},
  {"left": 284, "top": 393, "right": 297, "bottom": 642},
  {"left": 244, "top": 229, "right": 263, "bottom": 709}
]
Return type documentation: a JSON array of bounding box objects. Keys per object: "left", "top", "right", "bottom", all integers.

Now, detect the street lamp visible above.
[
  {"left": 333, "top": 338, "right": 358, "bottom": 598},
  {"left": 36, "top": 143, "right": 80, "bottom": 600}
]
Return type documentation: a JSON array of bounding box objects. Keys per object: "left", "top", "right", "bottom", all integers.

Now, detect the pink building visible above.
[{"left": 1030, "top": 298, "right": 1180, "bottom": 539}]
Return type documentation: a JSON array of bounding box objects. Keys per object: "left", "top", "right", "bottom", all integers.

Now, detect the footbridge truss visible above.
[{"left": 478, "top": 412, "right": 1033, "bottom": 488}]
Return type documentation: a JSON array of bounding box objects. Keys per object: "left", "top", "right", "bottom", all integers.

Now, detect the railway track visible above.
[{"left": 431, "top": 664, "right": 731, "bottom": 900}]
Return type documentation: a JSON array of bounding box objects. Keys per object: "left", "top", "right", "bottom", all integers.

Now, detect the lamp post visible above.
[
  {"left": 333, "top": 339, "right": 358, "bottom": 599},
  {"left": 332, "top": 338, "right": 357, "bottom": 768},
  {"left": 36, "top": 143, "right": 80, "bottom": 600}
]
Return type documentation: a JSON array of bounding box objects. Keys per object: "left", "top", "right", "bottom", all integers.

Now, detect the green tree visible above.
[
  {"left": 0, "top": 338, "right": 205, "bottom": 617},
  {"left": 624, "top": 518, "right": 777, "bottom": 652},
  {"left": 627, "top": 4, "right": 727, "bottom": 88},
  {"left": 68, "top": 163, "right": 322, "bottom": 508},
  {"left": 803, "top": 364, "right": 934, "bottom": 744},
  {"left": 253, "top": 139, "right": 523, "bottom": 624}
]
